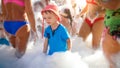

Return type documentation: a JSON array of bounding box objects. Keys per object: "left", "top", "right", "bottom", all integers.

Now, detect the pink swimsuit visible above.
[{"left": 3, "top": 0, "right": 24, "bottom": 6}]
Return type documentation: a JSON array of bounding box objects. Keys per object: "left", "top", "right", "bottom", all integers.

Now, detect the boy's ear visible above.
[{"left": 55, "top": 14, "right": 59, "bottom": 21}]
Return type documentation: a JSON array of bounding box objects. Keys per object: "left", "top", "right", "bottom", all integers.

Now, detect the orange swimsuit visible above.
[{"left": 85, "top": 0, "right": 104, "bottom": 27}]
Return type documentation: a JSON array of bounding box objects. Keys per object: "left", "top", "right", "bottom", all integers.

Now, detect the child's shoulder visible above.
[
  {"left": 45, "top": 25, "right": 51, "bottom": 29},
  {"left": 59, "top": 24, "right": 66, "bottom": 29},
  {"left": 59, "top": 23, "right": 65, "bottom": 27},
  {"left": 58, "top": 24, "right": 69, "bottom": 32},
  {"left": 45, "top": 25, "right": 51, "bottom": 32}
]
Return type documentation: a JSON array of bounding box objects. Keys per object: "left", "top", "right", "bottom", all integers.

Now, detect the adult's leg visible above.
[
  {"left": 15, "top": 24, "right": 30, "bottom": 58},
  {"left": 92, "top": 18, "right": 104, "bottom": 49},
  {"left": 78, "top": 19, "right": 91, "bottom": 41},
  {"left": 9, "top": 36, "right": 16, "bottom": 48},
  {"left": 5, "top": 31, "right": 16, "bottom": 48},
  {"left": 102, "top": 31, "right": 120, "bottom": 68}
]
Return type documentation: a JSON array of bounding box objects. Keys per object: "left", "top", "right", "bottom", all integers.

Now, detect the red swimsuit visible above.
[
  {"left": 85, "top": 17, "right": 104, "bottom": 27},
  {"left": 85, "top": 0, "right": 104, "bottom": 27}
]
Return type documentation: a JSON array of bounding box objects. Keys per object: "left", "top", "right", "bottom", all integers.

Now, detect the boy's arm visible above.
[
  {"left": 67, "top": 38, "right": 71, "bottom": 51},
  {"left": 43, "top": 38, "right": 48, "bottom": 54}
]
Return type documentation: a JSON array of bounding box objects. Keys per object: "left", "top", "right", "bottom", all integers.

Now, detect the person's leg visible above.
[
  {"left": 78, "top": 18, "right": 91, "bottom": 41},
  {"left": 9, "top": 36, "right": 16, "bottom": 48},
  {"left": 102, "top": 31, "right": 120, "bottom": 68},
  {"left": 3, "top": 21, "right": 27, "bottom": 48},
  {"left": 92, "top": 17, "right": 104, "bottom": 49},
  {"left": 15, "top": 24, "right": 30, "bottom": 58}
]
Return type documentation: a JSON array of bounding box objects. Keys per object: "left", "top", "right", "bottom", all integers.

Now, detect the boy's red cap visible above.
[{"left": 41, "top": 4, "right": 60, "bottom": 21}]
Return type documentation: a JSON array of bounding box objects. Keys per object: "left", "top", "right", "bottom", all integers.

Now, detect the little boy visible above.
[{"left": 41, "top": 4, "right": 71, "bottom": 55}]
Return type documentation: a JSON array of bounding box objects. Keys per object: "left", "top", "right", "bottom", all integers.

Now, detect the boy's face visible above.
[{"left": 42, "top": 11, "right": 58, "bottom": 25}]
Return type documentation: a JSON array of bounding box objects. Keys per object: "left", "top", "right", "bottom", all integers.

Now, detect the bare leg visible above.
[
  {"left": 9, "top": 36, "right": 16, "bottom": 48},
  {"left": 102, "top": 31, "right": 120, "bottom": 68},
  {"left": 92, "top": 19, "right": 104, "bottom": 49},
  {"left": 15, "top": 24, "right": 30, "bottom": 58},
  {"left": 78, "top": 21, "right": 91, "bottom": 41},
  {"left": 5, "top": 31, "right": 16, "bottom": 48}
]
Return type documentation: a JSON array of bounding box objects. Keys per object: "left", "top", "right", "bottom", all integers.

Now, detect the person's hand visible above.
[
  {"left": 41, "top": 52, "right": 47, "bottom": 57},
  {"left": 33, "top": 31, "right": 39, "bottom": 44},
  {"left": 30, "top": 30, "right": 39, "bottom": 45}
]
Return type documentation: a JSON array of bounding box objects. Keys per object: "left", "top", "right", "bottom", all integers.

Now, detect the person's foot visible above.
[
  {"left": 15, "top": 50, "right": 24, "bottom": 58},
  {"left": 92, "top": 45, "right": 99, "bottom": 50}
]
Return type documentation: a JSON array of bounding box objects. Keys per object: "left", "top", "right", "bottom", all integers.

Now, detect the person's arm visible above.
[
  {"left": 77, "top": 4, "right": 88, "bottom": 18},
  {"left": 67, "top": 38, "right": 71, "bottom": 51},
  {"left": 71, "top": 21, "right": 77, "bottom": 36},
  {"left": 0, "top": 14, "right": 3, "bottom": 22},
  {"left": 1, "top": 0, "right": 6, "bottom": 21},
  {"left": 95, "top": 0, "right": 120, "bottom": 10},
  {"left": 43, "top": 38, "right": 48, "bottom": 54},
  {"left": 25, "top": 0, "right": 36, "bottom": 32}
]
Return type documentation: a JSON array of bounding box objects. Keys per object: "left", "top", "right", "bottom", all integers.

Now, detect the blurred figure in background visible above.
[
  {"left": 33, "top": 0, "right": 52, "bottom": 38},
  {"left": 59, "top": 6, "right": 77, "bottom": 36}
]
